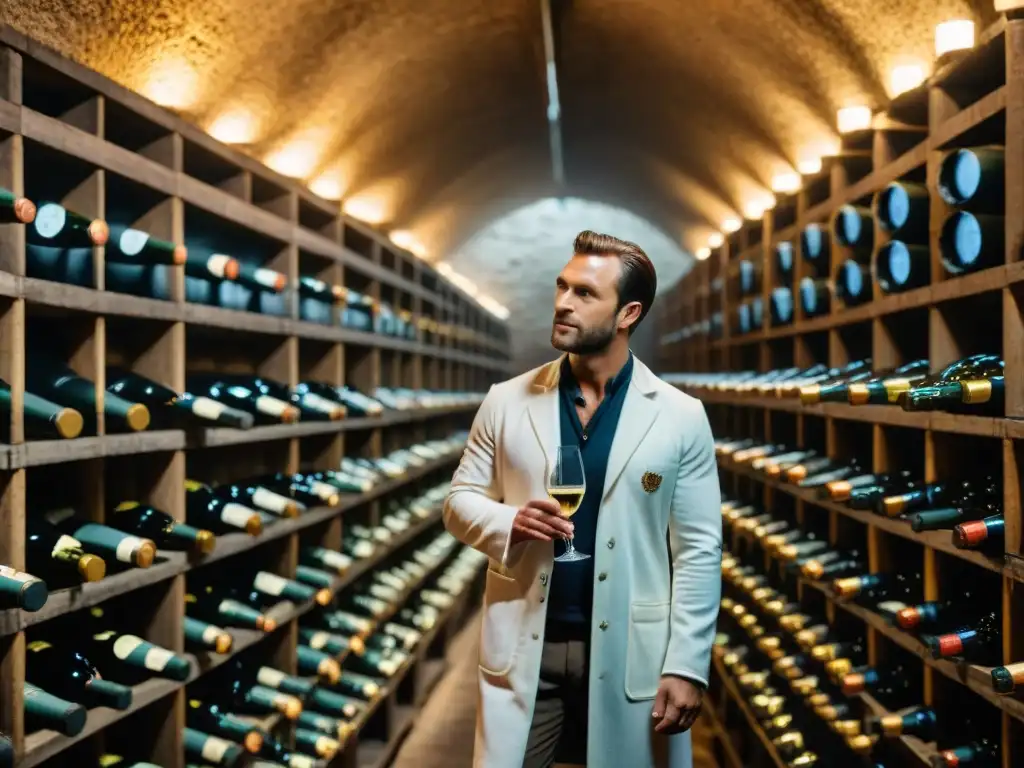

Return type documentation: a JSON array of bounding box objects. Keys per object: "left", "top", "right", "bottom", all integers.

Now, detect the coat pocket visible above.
[
  {"left": 478, "top": 566, "right": 526, "bottom": 676},
  {"left": 625, "top": 601, "right": 671, "bottom": 701}
]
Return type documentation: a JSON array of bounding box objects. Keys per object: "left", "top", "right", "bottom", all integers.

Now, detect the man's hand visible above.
[
  {"left": 508, "top": 499, "right": 574, "bottom": 546},
  {"left": 652, "top": 675, "right": 703, "bottom": 735}
]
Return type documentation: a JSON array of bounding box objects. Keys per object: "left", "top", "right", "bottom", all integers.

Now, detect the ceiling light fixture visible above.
[
  {"left": 837, "top": 106, "right": 872, "bottom": 134},
  {"left": 935, "top": 19, "right": 975, "bottom": 57}
]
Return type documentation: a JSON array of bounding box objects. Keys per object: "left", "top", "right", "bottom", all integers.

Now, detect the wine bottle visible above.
[
  {"left": 301, "top": 546, "right": 352, "bottom": 576},
  {"left": 937, "top": 146, "right": 1004, "bottom": 213},
  {"left": 250, "top": 473, "right": 338, "bottom": 507},
  {"left": 895, "top": 584, "right": 983, "bottom": 632},
  {"left": 292, "top": 382, "right": 349, "bottom": 420},
  {"left": 865, "top": 706, "right": 937, "bottom": 742},
  {"left": 184, "top": 252, "right": 239, "bottom": 283},
  {"left": 183, "top": 616, "right": 233, "bottom": 654},
  {"left": 44, "top": 508, "right": 156, "bottom": 569},
  {"left": 86, "top": 609, "right": 192, "bottom": 682},
  {"left": 298, "top": 275, "right": 346, "bottom": 304},
  {"left": 0, "top": 187, "right": 36, "bottom": 224},
  {"left": 250, "top": 571, "right": 329, "bottom": 606},
  {"left": 992, "top": 661, "right": 1024, "bottom": 694},
  {"left": 832, "top": 204, "right": 874, "bottom": 250},
  {"left": 183, "top": 728, "right": 248, "bottom": 767},
  {"left": 769, "top": 287, "right": 794, "bottom": 326},
  {"left": 25, "top": 639, "right": 132, "bottom": 709},
  {"left": 901, "top": 354, "right": 1003, "bottom": 415},
  {"left": 939, "top": 211, "right": 1004, "bottom": 276},
  {"left": 834, "top": 571, "right": 923, "bottom": 617},
  {"left": 841, "top": 663, "right": 920, "bottom": 711},
  {"left": 0, "top": 378, "right": 84, "bottom": 440},
  {"left": 106, "top": 369, "right": 254, "bottom": 430},
  {"left": 774, "top": 241, "right": 794, "bottom": 280},
  {"left": 297, "top": 644, "right": 342, "bottom": 683},
  {"left": 105, "top": 224, "right": 186, "bottom": 266},
  {"left": 233, "top": 262, "right": 287, "bottom": 293},
  {"left": 738, "top": 260, "right": 761, "bottom": 296},
  {"left": 297, "top": 709, "right": 352, "bottom": 739},
  {"left": 874, "top": 180, "right": 929, "bottom": 241},
  {"left": 909, "top": 506, "right": 972, "bottom": 532},
  {"left": 800, "top": 224, "right": 830, "bottom": 272},
  {"left": 925, "top": 609, "right": 1002, "bottom": 665},
  {"left": 333, "top": 669, "right": 381, "bottom": 700},
  {"left": 295, "top": 727, "right": 342, "bottom": 759},
  {"left": 214, "top": 482, "right": 301, "bottom": 519},
  {"left": 0, "top": 564, "right": 48, "bottom": 611},
  {"left": 185, "top": 698, "right": 263, "bottom": 753},
  {"left": 880, "top": 478, "right": 970, "bottom": 517},
  {"left": 798, "top": 277, "right": 830, "bottom": 318},
  {"left": 874, "top": 240, "right": 930, "bottom": 294},
  {"left": 27, "top": 202, "right": 108, "bottom": 248},
  {"left": 109, "top": 501, "right": 215, "bottom": 554},
  {"left": 345, "top": 645, "right": 406, "bottom": 678},
  {"left": 953, "top": 514, "right": 1005, "bottom": 551},
  {"left": 27, "top": 356, "right": 150, "bottom": 432},
  {"left": 834, "top": 259, "right": 872, "bottom": 307},
  {"left": 23, "top": 681, "right": 87, "bottom": 736},
  {"left": 186, "top": 584, "right": 276, "bottom": 632},
  {"left": 846, "top": 359, "right": 930, "bottom": 406},
  {"left": 185, "top": 377, "right": 298, "bottom": 424},
  {"left": 211, "top": 675, "right": 302, "bottom": 719},
  {"left": 934, "top": 739, "right": 1000, "bottom": 767},
  {"left": 25, "top": 517, "right": 106, "bottom": 588},
  {"left": 239, "top": 376, "right": 341, "bottom": 422},
  {"left": 185, "top": 480, "right": 262, "bottom": 536}
]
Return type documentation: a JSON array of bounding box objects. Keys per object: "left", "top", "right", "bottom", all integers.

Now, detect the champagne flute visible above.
[{"left": 547, "top": 445, "right": 589, "bottom": 562}]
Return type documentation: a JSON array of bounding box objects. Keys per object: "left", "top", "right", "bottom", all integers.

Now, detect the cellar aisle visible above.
[{"left": 391, "top": 611, "right": 719, "bottom": 768}]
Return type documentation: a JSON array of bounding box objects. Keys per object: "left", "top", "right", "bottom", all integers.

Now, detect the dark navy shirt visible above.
[{"left": 546, "top": 353, "right": 634, "bottom": 627}]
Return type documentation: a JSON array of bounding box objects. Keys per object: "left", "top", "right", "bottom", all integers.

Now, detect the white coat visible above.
[{"left": 442, "top": 355, "right": 723, "bottom": 768}]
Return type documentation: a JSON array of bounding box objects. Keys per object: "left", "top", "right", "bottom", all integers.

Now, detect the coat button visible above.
[
  {"left": 599, "top": 621, "right": 609, "bottom": 630},
  {"left": 539, "top": 597, "right": 545, "bottom": 603},
  {"left": 607, "top": 538, "right": 615, "bottom": 549},
  {"left": 532, "top": 633, "right": 539, "bottom": 640},
  {"left": 539, "top": 573, "right": 548, "bottom": 585},
  {"left": 598, "top": 572, "right": 607, "bottom": 581}
]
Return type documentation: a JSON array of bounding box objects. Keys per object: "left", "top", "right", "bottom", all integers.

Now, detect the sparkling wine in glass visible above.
[{"left": 548, "top": 445, "right": 589, "bottom": 562}]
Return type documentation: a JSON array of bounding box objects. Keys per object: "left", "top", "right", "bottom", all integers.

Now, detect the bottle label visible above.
[
  {"left": 221, "top": 503, "right": 254, "bottom": 528},
  {"left": 115, "top": 535, "right": 145, "bottom": 564},
  {"left": 51, "top": 534, "right": 82, "bottom": 561},
  {"left": 257, "top": 666, "right": 287, "bottom": 688},
  {"left": 112, "top": 635, "right": 173, "bottom": 671},
  {"left": 34, "top": 203, "right": 67, "bottom": 238},
  {"left": 316, "top": 550, "right": 351, "bottom": 571},
  {"left": 302, "top": 392, "right": 343, "bottom": 415},
  {"left": 254, "top": 572, "right": 288, "bottom": 596},
  {"left": 202, "top": 624, "right": 222, "bottom": 644},
  {"left": 0, "top": 565, "right": 39, "bottom": 583},
  {"left": 118, "top": 228, "right": 150, "bottom": 256},
  {"left": 252, "top": 488, "right": 292, "bottom": 514},
  {"left": 200, "top": 734, "right": 231, "bottom": 762},
  {"left": 207, "top": 254, "right": 233, "bottom": 279},
  {"left": 309, "top": 631, "right": 332, "bottom": 650},
  {"left": 26, "top": 640, "right": 51, "bottom": 652},
  {"left": 254, "top": 395, "right": 290, "bottom": 417},
  {"left": 190, "top": 396, "right": 227, "bottom": 421},
  {"left": 311, "top": 480, "right": 339, "bottom": 500},
  {"left": 254, "top": 267, "right": 284, "bottom": 290}
]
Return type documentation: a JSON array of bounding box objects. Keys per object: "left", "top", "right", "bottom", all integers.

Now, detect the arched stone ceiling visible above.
[{"left": 1, "top": 0, "right": 999, "bottom": 267}]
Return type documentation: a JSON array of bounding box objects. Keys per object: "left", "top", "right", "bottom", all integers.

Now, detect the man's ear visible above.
[{"left": 617, "top": 301, "right": 642, "bottom": 331}]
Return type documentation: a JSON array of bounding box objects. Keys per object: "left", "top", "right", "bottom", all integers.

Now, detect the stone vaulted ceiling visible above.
[{"left": 0, "top": 0, "right": 1000, "bottom": 270}]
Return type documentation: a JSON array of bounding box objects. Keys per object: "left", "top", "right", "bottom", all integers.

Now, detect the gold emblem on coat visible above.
[{"left": 641, "top": 471, "right": 663, "bottom": 493}]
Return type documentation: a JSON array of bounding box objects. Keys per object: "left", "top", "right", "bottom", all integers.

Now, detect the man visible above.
[{"left": 443, "top": 230, "right": 722, "bottom": 768}]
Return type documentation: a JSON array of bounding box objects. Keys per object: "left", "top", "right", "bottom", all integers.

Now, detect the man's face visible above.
[{"left": 551, "top": 254, "right": 627, "bottom": 354}]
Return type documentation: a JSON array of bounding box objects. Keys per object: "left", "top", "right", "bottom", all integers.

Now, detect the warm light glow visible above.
[
  {"left": 389, "top": 230, "right": 427, "bottom": 259},
  {"left": 889, "top": 64, "right": 926, "bottom": 96},
  {"left": 207, "top": 108, "right": 259, "bottom": 144},
  {"left": 309, "top": 172, "right": 345, "bottom": 201},
  {"left": 722, "top": 217, "right": 742, "bottom": 233},
  {"left": 141, "top": 55, "right": 200, "bottom": 110},
  {"left": 477, "top": 294, "right": 511, "bottom": 320},
  {"left": 432, "top": 263, "right": 506, "bottom": 318},
  {"left": 797, "top": 156, "right": 823, "bottom": 175},
  {"left": 695, "top": 246, "right": 711, "bottom": 261},
  {"left": 264, "top": 135, "right": 322, "bottom": 179},
  {"left": 771, "top": 172, "right": 801, "bottom": 194},
  {"left": 342, "top": 196, "right": 389, "bottom": 225},
  {"left": 708, "top": 233, "right": 725, "bottom": 248},
  {"left": 935, "top": 20, "right": 975, "bottom": 57},
  {"left": 837, "top": 105, "right": 872, "bottom": 134},
  {"left": 743, "top": 200, "right": 768, "bottom": 220}
]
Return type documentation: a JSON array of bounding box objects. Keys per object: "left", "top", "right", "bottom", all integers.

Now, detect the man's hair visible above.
[{"left": 573, "top": 229, "right": 657, "bottom": 334}]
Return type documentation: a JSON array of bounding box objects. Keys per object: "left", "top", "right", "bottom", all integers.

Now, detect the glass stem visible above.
[{"left": 565, "top": 535, "right": 576, "bottom": 554}]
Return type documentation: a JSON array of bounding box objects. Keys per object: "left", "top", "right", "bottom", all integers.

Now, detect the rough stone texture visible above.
[
  {"left": 0, "top": 0, "right": 999, "bottom": 315},
  {"left": 449, "top": 196, "right": 690, "bottom": 372}
]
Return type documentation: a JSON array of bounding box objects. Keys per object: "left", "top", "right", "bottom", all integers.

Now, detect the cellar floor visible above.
[{"left": 391, "top": 612, "right": 719, "bottom": 768}]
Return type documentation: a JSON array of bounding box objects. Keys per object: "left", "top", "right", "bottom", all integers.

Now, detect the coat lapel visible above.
[
  {"left": 526, "top": 357, "right": 562, "bottom": 475},
  {"left": 602, "top": 359, "right": 661, "bottom": 501}
]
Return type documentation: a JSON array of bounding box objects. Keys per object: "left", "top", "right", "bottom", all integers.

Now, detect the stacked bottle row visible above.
[
  {"left": 2, "top": 358, "right": 487, "bottom": 442},
  {"left": 710, "top": 435, "right": 1005, "bottom": 555},
  {"left": 663, "top": 354, "right": 1006, "bottom": 417},
  {"left": 22, "top": 524, "right": 485, "bottom": 765},
  {"left": 0, "top": 188, "right": 445, "bottom": 340},
  {"left": 721, "top": 497, "right": 1015, "bottom": 686},
  {"left": 0, "top": 436, "right": 465, "bottom": 616},
  {"left": 717, "top": 539, "right": 1003, "bottom": 766}
]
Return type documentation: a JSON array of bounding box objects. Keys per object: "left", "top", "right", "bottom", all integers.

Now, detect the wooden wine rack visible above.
[
  {"left": 657, "top": 14, "right": 1024, "bottom": 768},
  {"left": 0, "top": 23, "right": 507, "bottom": 768}
]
